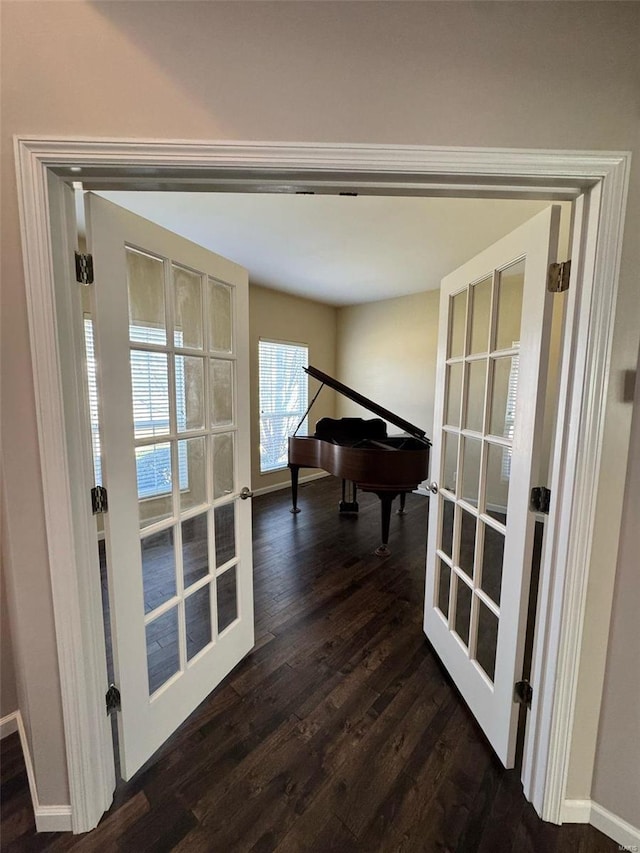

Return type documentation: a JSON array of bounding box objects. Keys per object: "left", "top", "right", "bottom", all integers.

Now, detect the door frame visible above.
[{"left": 14, "top": 138, "right": 630, "bottom": 832}]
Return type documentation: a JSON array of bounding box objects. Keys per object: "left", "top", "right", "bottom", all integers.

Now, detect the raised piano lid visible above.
[{"left": 304, "top": 365, "right": 431, "bottom": 445}]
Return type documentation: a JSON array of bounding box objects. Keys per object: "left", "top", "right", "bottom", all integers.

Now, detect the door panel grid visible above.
[
  {"left": 425, "top": 205, "right": 559, "bottom": 767},
  {"left": 88, "top": 193, "right": 254, "bottom": 779},
  {"left": 125, "top": 247, "right": 241, "bottom": 696},
  {"left": 436, "top": 268, "right": 517, "bottom": 683}
]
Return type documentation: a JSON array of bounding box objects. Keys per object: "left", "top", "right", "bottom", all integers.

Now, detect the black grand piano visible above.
[{"left": 288, "top": 365, "right": 431, "bottom": 556}]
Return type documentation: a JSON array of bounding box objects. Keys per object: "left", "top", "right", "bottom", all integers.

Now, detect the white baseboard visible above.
[
  {"left": 253, "top": 470, "right": 329, "bottom": 498},
  {"left": 0, "top": 710, "right": 19, "bottom": 739},
  {"left": 35, "top": 805, "right": 73, "bottom": 833},
  {"left": 591, "top": 802, "right": 640, "bottom": 851},
  {"left": 1, "top": 709, "right": 73, "bottom": 832},
  {"left": 562, "top": 798, "right": 640, "bottom": 849},
  {"left": 561, "top": 798, "right": 592, "bottom": 823}
]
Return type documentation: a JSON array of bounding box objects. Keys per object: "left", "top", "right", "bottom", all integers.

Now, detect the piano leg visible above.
[
  {"left": 397, "top": 491, "right": 407, "bottom": 515},
  {"left": 339, "top": 479, "right": 359, "bottom": 514},
  {"left": 374, "top": 491, "right": 399, "bottom": 557},
  {"left": 289, "top": 464, "right": 302, "bottom": 514}
]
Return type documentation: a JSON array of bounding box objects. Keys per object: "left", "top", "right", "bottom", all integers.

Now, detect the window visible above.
[
  {"left": 84, "top": 318, "right": 188, "bottom": 499},
  {"left": 258, "top": 340, "right": 308, "bottom": 473},
  {"left": 84, "top": 317, "right": 102, "bottom": 487},
  {"left": 502, "top": 344, "right": 519, "bottom": 481}
]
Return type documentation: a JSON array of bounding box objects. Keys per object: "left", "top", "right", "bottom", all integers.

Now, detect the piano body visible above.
[{"left": 288, "top": 365, "right": 431, "bottom": 556}]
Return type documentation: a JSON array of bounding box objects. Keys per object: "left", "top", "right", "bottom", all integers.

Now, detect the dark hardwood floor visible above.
[{"left": 1, "top": 477, "right": 617, "bottom": 852}]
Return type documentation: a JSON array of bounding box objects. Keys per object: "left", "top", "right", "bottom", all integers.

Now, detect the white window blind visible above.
[
  {"left": 259, "top": 340, "right": 308, "bottom": 473},
  {"left": 84, "top": 318, "right": 188, "bottom": 499},
  {"left": 84, "top": 317, "right": 102, "bottom": 487},
  {"left": 501, "top": 344, "right": 520, "bottom": 481}
]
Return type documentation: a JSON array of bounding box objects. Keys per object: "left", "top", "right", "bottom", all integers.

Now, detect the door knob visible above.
[
  {"left": 239, "top": 486, "right": 253, "bottom": 500},
  {"left": 428, "top": 481, "right": 439, "bottom": 495}
]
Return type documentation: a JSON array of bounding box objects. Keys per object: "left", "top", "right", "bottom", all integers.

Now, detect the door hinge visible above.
[
  {"left": 547, "top": 260, "right": 571, "bottom": 293},
  {"left": 530, "top": 486, "right": 551, "bottom": 514},
  {"left": 105, "top": 684, "right": 121, "bottom": 715},
  {"left": 514, "top": 680, "right": 533, "bottom": 708},
  {"left": 75, "top": 251, "right": 94, "bottom": 285},
  {"left": 91, "top": 485, "right": 108, "bottom": 514}
]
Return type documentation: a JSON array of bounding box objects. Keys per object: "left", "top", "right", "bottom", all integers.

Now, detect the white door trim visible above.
[{"left": 13, "top": 138, "right": 630, "bottom": 832}]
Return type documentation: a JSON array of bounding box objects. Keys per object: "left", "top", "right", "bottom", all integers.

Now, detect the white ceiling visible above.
[{"left": 94, "top": 191, "right": 566, "bottom": 306}]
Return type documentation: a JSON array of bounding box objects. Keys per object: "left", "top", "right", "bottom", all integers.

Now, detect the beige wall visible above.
[
  {"left": 1, "top": 503, "right": 19, "bottom": 720},
  {"left": 249, "top": 285, "right": 337, "bottom": 492},
  {"left": 592, "top": 353, "right": 640, "bottom": 821},
  {"left": 1, "top": 1, "right": 638, "bottom": 824},
  {"left": 337, "top": 290, "right": 440, "bottom": 445}
]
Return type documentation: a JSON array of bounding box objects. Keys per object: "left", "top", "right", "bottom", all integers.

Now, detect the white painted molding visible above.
[
  {"left": 14, "top": 147, "right": 115, "bottom": 833},
  {"left": 35, "top": 806, "right": 74, "bottom": 834},
  {"left": 252, "top": 470, "right": 328, "bottom": 498},
  {"left": 0, "top": 711, "right": 19, "bottom": 740},
  {"left": 561, "top": 798, "right": 592, "bottom": 823},
  {"left": 538, "top": 155, "right": 632, "bottom": 822},
  {"left": 3, "top": 710, "right": 73, "bottom": 832},
  {"left": 591, "top": 802, "right": 640, "bottom": 851},
  {"left": 562, "top": 799, "right": 640, "bottom": 850},
  {"left": 12, "top": 137, "right": 631, "bottom": 832}
]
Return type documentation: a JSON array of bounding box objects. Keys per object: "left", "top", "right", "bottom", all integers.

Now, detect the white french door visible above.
[
  {"left": 424, "top": 206, "right": 560, "bottom": 767},
  {"left": 86, "top": 193, "right": 254, "bottom": 780}
]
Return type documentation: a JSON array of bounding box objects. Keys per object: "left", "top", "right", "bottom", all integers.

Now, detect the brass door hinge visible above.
[{"left": 547, "top": 260, "right": 571, "bottom": 293}]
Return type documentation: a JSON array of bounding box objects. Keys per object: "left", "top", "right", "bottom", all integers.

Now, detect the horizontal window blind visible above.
[
  {"left": 501, "top": 344, "right": 520, "bottom": 481},
  {"left": 84, "top": 319, "right": 188, "bottom": 500},
  {"left": 84, "top": 318, "right": 102, "bottom": 486},
  {"left": 259, "top": 340, "right": 308, "bottom": 473}
]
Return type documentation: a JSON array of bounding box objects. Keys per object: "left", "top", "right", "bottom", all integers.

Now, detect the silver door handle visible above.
[
  {"left": 239, "top": 486, "right": 253, "bottom": 500},
  {"left": 428, "top": 481, "right": 439, "bottom": 495}
]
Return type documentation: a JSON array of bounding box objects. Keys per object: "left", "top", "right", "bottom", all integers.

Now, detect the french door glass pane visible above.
[
  {"left": 185, "top": 585, "right": 212, "bottom": 661},
  {"left": 437, "top": 558, "right": 451, "bottom": 618},
  {"left": 210, "top": 359, "right": 234, "bottom": 426},
  {"left": 442, "top": 432, "right": 458, "bottom": 494},
  {"left": 485, "top": 442, "right": 510, "bottom": 524},
  {"left": 448, "top": 290, "right": 467, "bottom": 358},
  {"left": 146, "top": 607, "right": 180, "bottom": 695},
  {"left": 179, "top": 437, "right": 206, "bottom": 512},
  {"left": 458, "top": 509, "right": 476, "bottom": 579},
  {"left": 173, "top": 265, "right": 203, "bottom": 350},
  {"left": 217, "top": 567, "right": 238, "bottom": 633},
  {"left": 214, "top": 503, "right": 236, "bottom": 567},
  {"left": 495, "top": 259, "right": 525, "bottom": 351},
  {"left": 454, "top": 576, "right": 472, "bottom": 647},
  {"left": 440, "top": 498, "right": 454, "bottom": 559},
  {"left": 213, "top": 433, "right": 235, "bottom": 498},
  {"left": 131, "top": 350, "right": 170, "bottom": 440},
  {"left": 469, "top": 277, "right": 492, "bottom": 354},
  {"left": 182, "top": 513, "right": 209, "bottom": 589},
  {"left": 445, "top": 362, "right": 463, "bottom": 427},
  {"left": 461, "top": 436, "right": 482, "bottom": 506},
  {"left": 136, "top": 443, "right": 173, "bottom": 528},
  {"left": 141, "top": 528, "right": 176, "bottom": 615},
  {"left": 476, "top": 602, "right": 499, "bottom": 683},
  {"left": 209, "top": 280, "right": 233, "bottom": 352},
  {"left": 126, "top": 249, "right": 166, "bottom": 344},
  {"left": 177, "top": 356, "right": 205, "bottom": 432},
  {"left": 481, "top": 523, "right": 504, "bottom": 606},
  {"left": 465, "top": 360, "right": 487, "bottom": 433},
  {"left": 489, "top": 356, "right": 519, "bottom": 438}
]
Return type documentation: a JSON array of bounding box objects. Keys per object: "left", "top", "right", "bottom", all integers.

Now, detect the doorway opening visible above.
[
  {"left": 15, "top": 139, "right": 629, "bottom": 833},
  {"left": 78, "top": 185, "right": 572, "bottom": 787}
]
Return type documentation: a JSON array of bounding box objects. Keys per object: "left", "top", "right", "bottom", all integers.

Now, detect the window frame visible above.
[{"left": 258, "top": 338, "right": 309, "bottom": 474}]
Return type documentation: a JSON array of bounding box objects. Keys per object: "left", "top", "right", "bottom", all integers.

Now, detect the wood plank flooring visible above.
[{"left": 1, "top": 477, "right": 617, "bottom": 851}]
